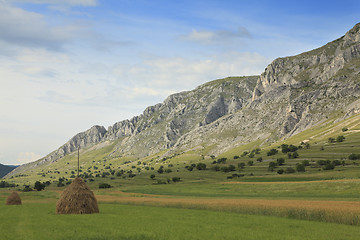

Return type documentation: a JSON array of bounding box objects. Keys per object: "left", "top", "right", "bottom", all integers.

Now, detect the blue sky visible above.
[{"left": 0, "top": 0, "right": 359, "bottom": 165}]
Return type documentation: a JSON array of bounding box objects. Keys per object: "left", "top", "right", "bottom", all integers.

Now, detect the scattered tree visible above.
[{"left": 34, "top": 181, "right": 45, "bottom": 191}]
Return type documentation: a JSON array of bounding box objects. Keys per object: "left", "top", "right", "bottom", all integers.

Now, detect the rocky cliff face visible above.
[{"left": 6, "top": 23, "right": 360, "bottom": 177}]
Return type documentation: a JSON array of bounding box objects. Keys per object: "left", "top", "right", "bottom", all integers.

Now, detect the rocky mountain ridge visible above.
[{"left": 6, "top": 23, "right": 360, "bottom": 178}]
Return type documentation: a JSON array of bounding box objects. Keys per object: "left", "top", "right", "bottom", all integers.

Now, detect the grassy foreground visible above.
[{"left": 2, "top": 202, "right": 360, "bottom": 240}]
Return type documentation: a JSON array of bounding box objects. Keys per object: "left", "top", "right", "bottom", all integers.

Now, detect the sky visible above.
[{"left": 0, "top": 0, "right": 359, "bottom": 165}]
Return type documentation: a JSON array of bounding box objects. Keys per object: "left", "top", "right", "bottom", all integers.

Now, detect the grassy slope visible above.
[{"left": 5, "top": 112, "right": 360, "bottom": 188}]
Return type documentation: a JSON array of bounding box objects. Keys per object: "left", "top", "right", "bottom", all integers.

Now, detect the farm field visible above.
[
  {"left": 2, "top": 200, "right": 360, "bottom": 240},
  {"left": 2, "top": 177, "right": 360, "bottom": 240}
]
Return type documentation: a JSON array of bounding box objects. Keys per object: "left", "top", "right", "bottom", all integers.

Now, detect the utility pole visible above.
[{"left": 77, "top": 146, "right": 80, "bottom": 178}]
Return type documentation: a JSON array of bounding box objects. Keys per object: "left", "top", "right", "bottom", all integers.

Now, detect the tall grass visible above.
[{"left": 97, "top": 194, "right": 360, "bottom": 226}]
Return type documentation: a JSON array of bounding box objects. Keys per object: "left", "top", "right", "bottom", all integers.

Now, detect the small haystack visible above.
[
  {"left": 6, "top": 191, "right": 22, "bottom": 205},
  {"left": 56, "top": 178, "right": 99, "bottom": 214}
]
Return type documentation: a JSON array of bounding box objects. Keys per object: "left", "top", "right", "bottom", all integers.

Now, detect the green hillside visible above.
[{"left": 5, "top": 112, "right": 360, "bottom": 187}]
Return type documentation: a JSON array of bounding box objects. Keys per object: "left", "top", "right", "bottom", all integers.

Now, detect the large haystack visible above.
[
  {"left": 6, "top": 191, "right": 22, "bottom": 205},
  {"left": 56, "top": 178, "right": 99, "bottom": 214}
]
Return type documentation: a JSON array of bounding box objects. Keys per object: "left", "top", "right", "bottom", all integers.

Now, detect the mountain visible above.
[
  {"left": 0, "top": 164, "right": 17, "bottom": 178},
  {"left": 6, "top": 23, "right": 360, "bottom": 179}
]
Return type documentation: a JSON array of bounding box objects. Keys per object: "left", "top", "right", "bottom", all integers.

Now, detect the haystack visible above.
[
  {"left": 56, "top": 178, "right": 99, "bottom": 214},
  {"left": 6, "top": 191, "right": 22, "bottom": 205}
]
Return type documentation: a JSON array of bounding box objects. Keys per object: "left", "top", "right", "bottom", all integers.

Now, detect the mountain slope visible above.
[
  {"left": 0, "top": 164, "right": 17, "bottom": 178},
  {"left": 6, "top": 23, "right": 360, "bottom": 179}
]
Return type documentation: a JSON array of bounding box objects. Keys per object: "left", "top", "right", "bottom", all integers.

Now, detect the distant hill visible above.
[{"left": 0, "top": 164, "right": 17, "bottom": 178}]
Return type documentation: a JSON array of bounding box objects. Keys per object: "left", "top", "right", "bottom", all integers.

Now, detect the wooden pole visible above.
[{"left": 77, "top": 146, "right": 80, "bottom": 178}]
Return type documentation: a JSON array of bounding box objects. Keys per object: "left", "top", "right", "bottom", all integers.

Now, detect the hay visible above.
[
  {"left": 56, "top": 178, "right": 99, "bottom": 214},
  {"left": 6, "top": 191, "right": 22, "bottom": 205}
]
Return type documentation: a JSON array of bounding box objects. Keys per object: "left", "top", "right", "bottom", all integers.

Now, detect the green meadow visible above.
[{"left": 2, "top": 201, "right": 360, "bottom": 240}]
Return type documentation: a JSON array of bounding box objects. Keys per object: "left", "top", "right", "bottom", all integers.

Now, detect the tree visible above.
[
  {"left": 296, "top": 163, "right": 305, "bottom": 172},
  {"left": 172, "top": 177, "right": 181, "bottom": 182},
  {"left": 276, "top": 158, "right": 285, "bottom": 166},
  {"left": 238, "top": 162, "right": 245, "bottom": 169},
  {"left": 267, "top": 149, "right": 278, "bottom": 156},
  {"left": 34, "top": 181, "right": 45, "bottom": 191},
  {"left": 196, "top": 163, "right": 207, "bottom": 170},
  {"left": 268, "top": 161, "right": 277, "bottom": 171},
  {"left": 336, "top": 135, "right": 345, "bottom": 142}
]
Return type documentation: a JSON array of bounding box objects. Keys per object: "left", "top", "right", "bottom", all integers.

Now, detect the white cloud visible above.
[
  {"left": 180, "top": 27, "right": 252, "bottom": 45},
  {"left": 17, "top": 152, "right": 42, "bottom": 164},
  {"left": 0, "top": 2, "right": 92, "bottom": 50}
]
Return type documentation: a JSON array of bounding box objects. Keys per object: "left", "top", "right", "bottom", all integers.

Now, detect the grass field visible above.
[{"left": 2, "top": 202, "right": 360, "bottom": 240}]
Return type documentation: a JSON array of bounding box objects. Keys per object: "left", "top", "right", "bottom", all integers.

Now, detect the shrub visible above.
[
  {"left": 248, "top": 152, "right": 255, "bottom": 158},
  {"left": 238, "top": 162, "right": 245, "bottom": 169},
  {"left": 217, "top": 158, "right": 227, "bottom": 164},
  {"left": 34, "top": 181, "right": 45, "bottom": 191},
  {"left": 332, "top": 160, "right": 342, "bottom": 166},
  {"left": 296, "top": 163, "right": 306, "bottom": 172},
  {"left": 342, "top": 127, "right": 348, "bottom": 132},
  {"left": 150, "top": 174, "right": 156, "bottom": 179},
  {"left": 256, "top": 157, "right": 263, "bottom": 162},
  {"left": 172, "top": 177, "right": 181, "bottom": 182},
  {"left": 196, "top": 163, "right": 207, "bottom": 170},
  {"left": 277, "top": 169, "right": 284, "bottom": 174},
  {"left": 276, "top": 158, "right": 285, "bottom": 166},
  {"left": 241, "top": 151, "right": 249, "bottom": 157},
  {"left": 302, "top": 160, "right": 310, "bottom": 166},
  {"left": 323, "top": 163, "right": 335, "bottom": 170},
  {"left": 285, "top": 167, "right": 295, "bottom": 174},
  {"left": 328, "top": 137, "right": 336, "bottom": 143},
  {"left": 349, "top": 153, "right": 360, "bottom": 160},
  {"left": 336, "top": 135, "right": 345, "bottom": 142},
  {"left": 267, "top": 149, "right": 278, "bottom": 156},
  {"left": 211, "top": 165, "right": 220, "bottom": 171},
  {"left": 247, "top": 161, "right": 254, "bottom": 166},
  {"left": 233, "top": 155, "right": 240, "bottom": 159},
  {"left": 0, "top": 181, "right": 15, "bottom": 188},
  {"left": 99, "top": 183, "right": 111, "bottom": 188},
  {"left": 268, "top": 161, "right": 277, "bottom": 171},
  {"left": 165, "top": 169, "right": 172, "bottom": 173}
]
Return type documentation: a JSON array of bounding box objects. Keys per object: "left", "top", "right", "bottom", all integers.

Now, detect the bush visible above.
[
  {"left": 277, "top": 169, "right": 284, "bottom": 174},
  {"left": 268, "top": 161, "right": 277, "bottom": 171},
  {"left": 323, "top": 163, "right": 335, "bottom": 170},
  {"left": 296, "top": 163, "right": 306, "bottom": 172},
  {"left": 302, "top": 160, "right": 310, "bottom": 166},
  {"left": 196, "top": 163, "right": 207, "bottom": 170},
  {"left": 256, "top": 157, "right": 263, "bottom": 162},
  {"left": 328, "top": 137, "right": 336, "bottom": 143},
  {"left": 336, "top": 135, "right": 345, "bottom": 142},
  {"left": 165, "top": 169, "right": 172, "bottom": 173},
  {"left": 217, "top": 158, "right": 227, "bottom": 164},
  {"left": 99, "top": 183, "right": 112, "bottom": 188},
  {"left": 342, "top": 127, "right": 348, "bottom": 132},
  {"left": 349, "top": 153, "right": 360, "bottom": 160},
  {"left": 233, "top": 155, "right": 240, "bottom": 159},
  {"left": 247, "top": 161, "right": 254, "bottom": 166},
  {"left": 276, "top": 158, "right": 285, "bottom": 166},
  {"left": 211, "top": 165, "right": 220, "bottom": 171},
  {"left": 0, "top": 181, "right": 15, "bottom": 188},
  {"left": 172, "top": 177, "right": 181, "bottom": 182},
  {"left": 34, "top": 181, "right": 45, "bottom": 191},
  {"left": 285, "top": 167, "right": 296, "bottom": 174},
  {"left": 150, "top": 174, "right": 156, "bottom": 179},
  {"left": 238, "top": 162, "right": 245, "bottom": 169},
  {"left": 267, "top": 149, "right": 278, "bottom": 156}
]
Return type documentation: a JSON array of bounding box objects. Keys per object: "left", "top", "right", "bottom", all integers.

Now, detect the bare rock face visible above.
[{"left": 6, "top": 23, "right": 360, "bottom": 177}]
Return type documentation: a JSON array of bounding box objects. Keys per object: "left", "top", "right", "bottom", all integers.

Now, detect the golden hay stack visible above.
[
  {"left": 56, "top": 178, "right": 99, "bottom": 214},
  {"left": 6, "top": 191, "right": 22, "bottom": 205}
]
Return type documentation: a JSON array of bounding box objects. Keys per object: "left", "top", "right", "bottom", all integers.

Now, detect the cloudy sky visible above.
[{"left": 0, "top": 0, "right": 359, "bottom": 165}]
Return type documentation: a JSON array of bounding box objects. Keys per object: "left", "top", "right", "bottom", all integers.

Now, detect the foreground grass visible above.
[{"left": 2, "top": 203, "right": 360, "bottom": 240}]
